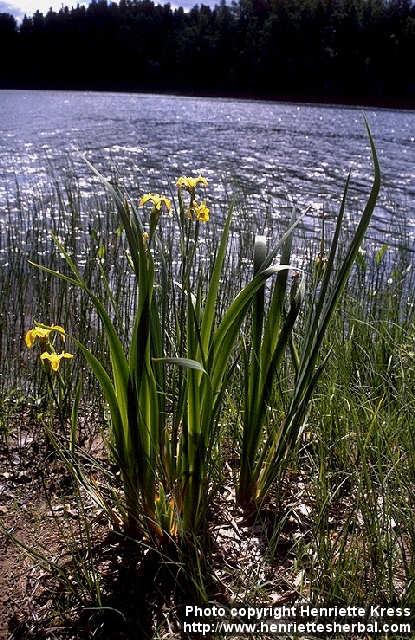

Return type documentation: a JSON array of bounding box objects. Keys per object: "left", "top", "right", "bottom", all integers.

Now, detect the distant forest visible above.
[{"left": 1, "top": 0, "right": 414, "bottom": 106}]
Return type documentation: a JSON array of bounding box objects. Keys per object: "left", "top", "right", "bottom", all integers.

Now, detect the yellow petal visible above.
[
  {"left": 176, "top": 176, "right": 188, "bottom": 188},
  {"left": 26, "top": 326, "right": 51, "bottom": 347},
  {"left": 25, "top": 330, "right": 35, "bottom": 349},
  {"left": 193, "top": 200, "right": 210, "bottom": 222},
  {"left": 50, "top": 325, "right": 65, "bottom": 335},
  {"left": 40, "top": 352, "right": 55, "bottom": 364},
  {"left": 40, "top": 352, "right": 58, "bottom": 370},
  {"left": 176, "top": 175, "right": 208, "bottom": 192},
  {"left": 39, "top": 351, "right": 73, "bottom": 372}
]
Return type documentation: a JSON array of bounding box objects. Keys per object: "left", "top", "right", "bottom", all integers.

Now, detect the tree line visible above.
[{"left": 1, "top": 0, "right": 414, "bottom": 106}]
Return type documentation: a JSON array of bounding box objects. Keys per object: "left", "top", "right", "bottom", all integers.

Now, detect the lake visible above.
[{"left": 0, "top": 90, "right": 414, "bottom": 246}]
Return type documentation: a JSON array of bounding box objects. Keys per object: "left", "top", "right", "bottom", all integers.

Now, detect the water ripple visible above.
[{"left": 0, "top": 90, "right": 414, "bottom": 248}]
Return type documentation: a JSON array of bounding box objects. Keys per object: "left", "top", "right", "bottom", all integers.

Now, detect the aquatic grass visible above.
[
  {"left": 0, "top": 179, "right": 132, "bottom": 399},
  {"left": 292, "top": 274, "right": 415, "bottom": 604}
]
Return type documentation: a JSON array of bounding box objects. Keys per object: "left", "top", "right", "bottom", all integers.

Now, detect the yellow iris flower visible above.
[
  {"left": 139, "top": 193, "right": 172, "bottom": 213},
  {"left": 25, "top": 325, "right": 65, "bottom": 349},
  {"left": 191, "top": 200, "right": 210, "bottom": 223},
  {"left": 176, "top": 176, "right": 208, "bottom": 192},
  {"left": 40, "top": 351, "right": 74, "bottom": 372}
]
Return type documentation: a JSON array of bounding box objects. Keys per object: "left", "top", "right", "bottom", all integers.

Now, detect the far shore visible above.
[{"left": 1, "top": 85, "right": 414, "bottom": 112}]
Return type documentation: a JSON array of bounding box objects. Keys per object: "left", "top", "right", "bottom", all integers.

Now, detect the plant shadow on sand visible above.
[
  {"left": 0, "top": 408, "right": 232, "bottom": 639},
  {"left": 0, "top": 408, "right": 306, "bottom": 639}
]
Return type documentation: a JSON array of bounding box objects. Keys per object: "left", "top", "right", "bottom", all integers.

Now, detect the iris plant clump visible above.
[{"left": 27, "top": 122, "right": 380, "bottom": 544}]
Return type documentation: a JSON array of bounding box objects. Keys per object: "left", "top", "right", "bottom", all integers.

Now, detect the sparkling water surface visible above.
[{"left": 0, "top": 90, "right": 414, "bottom": 246}]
